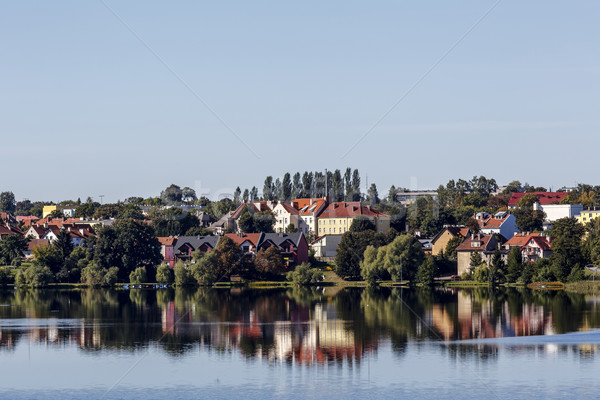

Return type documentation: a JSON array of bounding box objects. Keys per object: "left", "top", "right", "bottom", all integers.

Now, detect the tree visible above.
[
  {"left": 360, "top": 245, "right": 380, "bottom": 286},
  {"left": 513, "top": 194, "right": 545, "bottom": 232},
  {"left": 550, "top": 217, "right": 586, "bottom": 282},
  {"left": 488, "top": 249, "right": 506, "bottom": 285},
  {"left": 585, "top": 217, "right": 600, "bottom": 265},
  {"left": 351, "top": 169, "right": 361, "bottom": 201},
  {"left": 181, "top": 187, "right": 197, "bottom": 203},
  {"left": 250, "top": 186, "right": 259, "bottom": 202},
  {"left": 282, "top": 173, "right": 292, "bottom": 201},
  {"left": 242, "top": 189, "right": 249, "bottom": 202},
  {"left": 174, "top": 260, "right": 194, "bottom": 286},
  {"left": 469, "top": 251, "right": 483, "bottom": 273},
  {"left": 152, "top": 208, "right": 200, "bottom": 236},
  {"left": 81, "top": 261, "right": 118, "bottom": 287},
  {"left": 505, "top": 247, "right": 523, "bottom": 283},
  {"left": 383, "top": 235, "right": 425, "bottom": 282},
  {"left": 465, "top": 218, "right": 480, "bottom": 234},
  {"left": 332, "top": 169, "right": 343, "bottom": 201},
  {"left": 74, "top": 202, "right": 100, "bottom": 218},
  {"left": 302, "top": 172, "right": 314, "bottom": 198},
  {"left": 285, "top": 224, "right": 298, "bottom": 233},
  {"left": 93, "top": 219, "right": 162, "bottom": 281},
  {"left": 445, "top": 236, "right": 463, "bottom": 259},
  {"left": 191, "top": 251, "right": 218, "bottom": 286},
  {"left": 0, "top": 192, "right": 16, "bottom": 214},
  {"left": 214, "top": 236, "right": 241, "bottom": 279},
  {"left": 367, "top": 184, "right": 379, "bottom": 206},
  {"left": 0, "top": 235, "right": 29, "bottom": 265},
  {"left": 253, "top": 211, "right": 275, "bottom": 233},
  {"left": 263, "top": 176, "right": 274, "bottom": 201},
  {"left": 15, "top": 264, "right": 53, "bottom": 287},
  {"left": 349, "top": 216, "right": 376, "bottom": 232},
  {"left": 254, "top": 247, "right": 285, "bottom": 279},
  {"left": 129, "top": 266, "right": 147, "bottom": 284},
  {"left": 335, "top": 231, "right": 390, "bottom": 279},
  {"left": 388, "top": 185, "right": 397, "bottom": 203},
  {"left": 32, "top": 244, "right": 62, "bottom": 274},
  {"left": 233, "top": 187, "right": 242, "bottom": 205},
  {"left": 53, "top": 229, "right": 74, "bottom": 263},
  {"left": 161, "top": 184, "right": 183, "bottom": 204},
  {"left": 418, "top": 255, "right": 438, "bottom": 286},
  {"left": 237, "top": 206, "right": 255, "bottom": 233},
  {"left": 156, "top": 263, "right": 175, "bottom": 284}
]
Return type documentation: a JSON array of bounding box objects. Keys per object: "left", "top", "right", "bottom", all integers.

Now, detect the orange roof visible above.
[
  {"left": 157, "top": 237, "right": 177, "bottom": 246},
  {"left": 296, "top": 199, "right": 328, "bottom": 216},
  {"left": 456, "top": 234, "right": 496, "bottom": 252},
  {"left": 224, "top": 233, "right": 262, "bottom": 247},
  {"left": 505, "top": 233, "right": 542, "bottom": 247}
]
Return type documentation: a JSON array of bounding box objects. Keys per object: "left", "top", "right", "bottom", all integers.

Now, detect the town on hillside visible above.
[{"left": 1, "top": 174, "right": 599, "bottom": 287}]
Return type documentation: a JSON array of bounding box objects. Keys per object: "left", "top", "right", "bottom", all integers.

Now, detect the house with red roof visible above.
[
  {"left": 316, "top": 202, "right": 390, "bottom": 235},
  {"left": 455, "top": 234, "right": 506, "bottom": 276},
  {"left": 294, "top": 198, "right": 328, "bottom": 235},
  {"left": 503, "top": 232, "right": 543, "bottom": 250},
  {"left": 431, "top": 226, "right": 471, "bottom": 256},
  {"left": 474, "top": 211, "right": 518, "bottom": 240},
  {"left": 521, "top": 236, "right": 552, "bottom": 263},
  {"left": 508, "top": 192, "right": 568, "bottom": 208}
]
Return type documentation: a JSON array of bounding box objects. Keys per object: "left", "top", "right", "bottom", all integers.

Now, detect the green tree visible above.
[
  {"left": 190, "top": 251, "right": 218, "bottom": 286},
  {"left": 93, "top": 219, "right": 162, "bottom": 281},
  {"left": 367, "top": 183, "right": 379, "bottom": 206},
  {"left": 32, "top": 244, "right": 62, "bottom": 274},
  {"left": 350, "top": 216, "right": 376, "bottom": 232},
  {"left": 469, "top": 251, "right": 484, "bottom": 273},
  {"left": 0, "top": 191, "right": 16, "bottom": 214},
  {"left": 513, "top": 194, "right": 545, "bottom": 232},
  {"left": 0, "top": 235, "right": 29, "bottom": 265},
  {"left": 129, "top": 266, "right": 147, "bottom": 284},
  {"left": 585, "top": 217, "right": 600, "bottom": 264},
  {"left": 74, "top": 202, "right": 101, "bottom": 218},
  {"left": 174, "top": 260, "right": 194, "bottom": 286},
  {"left": 282, "top": 173, "right": 292, "bottom": 201},
  {"left": 383, "top": 235, "right": 425, "bottom": 282},
  {"left": 156, "top": 263, "right": 175, "bottom": 284},
  {"left": 505, "top": 247, "right": 523, "bottom": 283},
  {"left": 253, "top": 247, "right": 285, "bottom": 279},
  {"left": 253, "top": 211, "right": 275, "bottom": 233},
  {"left": 550, "top": 217, "right": 586, "bottom": 282},
  {"left": 351, "top": 169, "right": 361, "bottom": 201},
  {"left": 335, "top": 230, "right": 390, "bottom": 280},
  {"left": 214, "top": 236, "right": 241, "bottom": 279},
  {"left": 53, "top": 229, "right": 74, "bottom": 263},
  {"left": 182, "top": 187, "right": 197, "bottom": 203},
  {"left": 285, "top": 224, "right": 298, "bottom": 233},
  {"left": 418, "top": 255, "right": 438, "bottom": 286},
  {"left": 445, "top": 236, "right": 463, "bottom": 259},
  {"left": 237, "top": 206, "right": 254, "bottom": 233},
  {"left": 488, "top": 249, "right": 506, "bottom": 285},
  {"left": 81, "top": 261, "right": 119, "bottom": 287},
  {"left": 161, "top": 184, "right": 183, "bottom": 204},
  {"left": 360, "top": 245, "right": 380, "bottom": 286},
  {"left": 15, "top": 264, "right": 53, "bottom": 287},
  {"left": 286, "top": 263, "right": 323, "bottom": 286}
]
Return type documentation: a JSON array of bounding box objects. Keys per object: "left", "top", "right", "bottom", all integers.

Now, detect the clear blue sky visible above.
[{"left": 2, "top": 1, "right": 599, "bottom": 203}]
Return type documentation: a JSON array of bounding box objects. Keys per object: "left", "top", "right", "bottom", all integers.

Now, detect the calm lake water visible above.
[{"left": 1, "top": 286, "right": 600, "bottom": 399}]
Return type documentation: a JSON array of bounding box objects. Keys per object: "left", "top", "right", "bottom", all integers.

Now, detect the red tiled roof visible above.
[
  {"left": 456, "top": 234, "right": 495, "bottom": 252},
  {"left": 505, "top": 233, "right": 542, "bottom": 247},
  {"left": 474, "top": 213, "right": 512, "bottom": 230},
  {"left": 224, "top": 233, "right": 262, "bottom": 248},
  {"left": 295, "top": 199, "right": 328, "bottom": 216},
  {"left": 231, "top": 202, "right": 274, "bottom": 219},
  {"left": 0, "top": 226, "right": 21, "bottom": 236},
  {"left": 508, "top": 192, "right": 568, "bottom": 207},
  {"left": 318, "top": 202, "right": 386, "bottom": 218},
  {"left": 27, "top": 239, "right": 50, "bottom": 252}
]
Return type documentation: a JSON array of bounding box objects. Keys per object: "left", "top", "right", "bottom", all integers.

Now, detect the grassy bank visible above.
[{"left": 564, "top": 280, "right": 600, "bottom": 294}]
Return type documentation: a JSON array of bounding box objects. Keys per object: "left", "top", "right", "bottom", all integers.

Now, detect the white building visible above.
[{"left": 534, "top": 203, "right": 583, "bottom": 230}]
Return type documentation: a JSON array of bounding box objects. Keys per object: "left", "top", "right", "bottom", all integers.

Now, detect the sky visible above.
[{"left": 2, "top": 1, "right": 599, "bottom": 203}]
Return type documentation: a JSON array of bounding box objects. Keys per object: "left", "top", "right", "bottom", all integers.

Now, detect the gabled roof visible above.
[
  {"left": 505, "top": 232, "right": 542, "bottom": 247},
  {"left": 456, "top": 234, "right": 501, "bottom": 252},
  {"left": 175, "top": 235, "right": 220, "bottom": 251},
  {"left": 522, "top": 236, "right": 552, "bottom": 251},
  {"left": 318, "top": 202, "right": 387, "bottom": 218},
  {"left": 508, "top": 192, "right": 568, "bottom": 207},
  {"left": 431, "top": 226, "right": 469, "bottom": 244},
  {"left": 0, "top": 225, "right": 22, "bottom": 236},
  {"left": 26, "top": 226, "right": 47, "bottom": 237},
  {"left": 474, "top": 212, "right": 512, "bottom": 230},
  {"left": 27, "top": 239, "right": 50, "bottom": 252},
  {"left": 224, "top": 233, "right": 263, "bottom": 248},
  {"left": 276, "top": 202, "right": 299, "bottom": 215},
  {"left": 260, "top": 232, "right": 305, "bottom": 248},
  {"left": 231, "top": 202, "right": 274, "bottom": 219}
]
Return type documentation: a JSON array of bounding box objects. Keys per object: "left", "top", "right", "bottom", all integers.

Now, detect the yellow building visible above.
[
  {"left": 42, "top": 205, "right": 58, "bottom": 218},
  {"left": 316, "top": 202, "right": 390, "bottom": 235},
  {"left": 577, "top": 210, "right": 600, "bottom": 225},
  {"left": 430, "top": 226, "right": 470, "bottom": 256}
]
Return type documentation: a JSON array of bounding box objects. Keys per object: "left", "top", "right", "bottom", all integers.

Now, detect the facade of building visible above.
[
  {"left": 455, "top": 234, "right": 505, "bottom": 276},
  {"left": 311, "top": 235, "right": 343, "bottom": 259},
  {"left": 533, "top": 203, "right": 583, "bottom": 230},
  {"left": 294, "top": 198, "right": 328, "bottom": 235},
  {"left": 317, "top": 202, "right": 390, "bottom": 236},
  {"left": 430, "top": 226, "right": 470, "bottom": 256},
  {"left": 576, "top": 210, "right": 600, "bottom": 225},
  {"left": 520, "top": 236, "right": 552, "bottom": 263},
  {"left": 272, "top": 202, "right": 300, "bottom": 233}
]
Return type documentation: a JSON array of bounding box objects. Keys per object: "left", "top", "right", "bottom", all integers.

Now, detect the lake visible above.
[{"left": 1, "top": 286, "right": 600, "bottom": 399}]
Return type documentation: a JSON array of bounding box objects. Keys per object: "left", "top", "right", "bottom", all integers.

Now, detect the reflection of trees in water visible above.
[{"left": 2, "top": 287, "right": 600, "bottom": 362}]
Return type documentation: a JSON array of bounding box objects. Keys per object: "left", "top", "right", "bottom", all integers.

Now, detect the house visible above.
[
  {"left": 294, "top": 198, "right": 328, "bottom": 235},
  {"left": 196, "top": 211, "right": 212, "bottom": 227},
  {"left": 158, "top": 237, "right": 177, "bottom": 267},
  {"left": 508, "top": 192, "right": 568, "bottom": 208},
  {"left": 272, "top": 202, "right": 299, "bottom": 233},
  {"left": 258, "top": 233, "right": 309, "bottom": 266},
  {"left": 577, "top": 210, "right": 600, "bottom": 226},
  {"left": 220, "top": 201, "right": 277, "bottom": 234},
  {"left": 41, "top": 226, "right": 89, "bottom": 247},
  {"left": 503, "top": 232, "right": 543, "bottom": 250},
  {"left": 430, "top": 226, "right": 470, "bottom": 256},
  {"left": 42, "top": 205, "right": 76, "bottom": 218},
  {"left": 0, "top": 225, "right": 23, "bottom": 240},
  {"left": 23, "top": 239, "right": 50, "bottom": 259},
  {"left": 173, "top": 236, "right": 220, "bottom": 262},
  {"left": 207, "top": 211, "right": 235, "bottom": 235},
  {"left": 394, "top": 188, "right": 439, "bottom": 205},
  {"left": 317, "top": 202, "right": 390, "bottom": 236},
  {"left": 311, "top": 235, "right": 343, "bottom": 259},
  {"left": 224, "top": 233, "right": 263, "bottom": 255},
  {"left": 455, "top": 234, "right": 506, "bottom": 276},
  {"left": 533, "top": 203, "right": 583, "bottom": 230},
  {"left": 474, "top": 211, "right": 518, "bottom": 240},
  {"left": 521, "top": 235, "right": 552, "bottom": 263},
  {"left": 16, "top": 216, "right": 39, "bottom": 228}
]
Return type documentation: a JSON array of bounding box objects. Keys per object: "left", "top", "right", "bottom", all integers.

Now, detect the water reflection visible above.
[{"left": 1, "top": 287, "right": 600, "bottom": 362}]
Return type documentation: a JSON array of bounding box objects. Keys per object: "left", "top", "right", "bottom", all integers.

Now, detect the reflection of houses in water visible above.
[{"left": 429, "top": 290, "right": 553, "bottom": 341}]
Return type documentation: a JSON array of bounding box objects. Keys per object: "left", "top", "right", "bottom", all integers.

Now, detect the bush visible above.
[
  {"left": 81, "top": 262, "right": 119, "bottom": 287},
  {"left": 472, "top": 266, "right": 489, "bottom": 283},
  {"left": 0, "top": 268, "right": 10, "bottom": 285},
  {"left": 129, "top": 267, "right": 147, "bottom": 284},
  {"left": 15, "top": 264, "right": 53, "bottom": 287},
  {"left": 286, "top": 263, "right": 323, "bottom": 286},
  {"left": 156, "top": 263, "right": 174, "bottom": 284}
]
